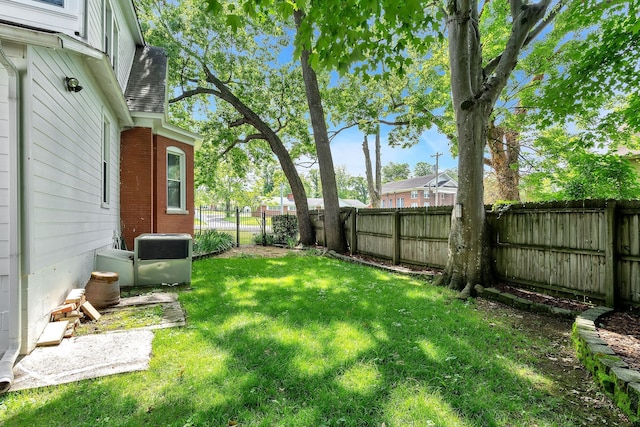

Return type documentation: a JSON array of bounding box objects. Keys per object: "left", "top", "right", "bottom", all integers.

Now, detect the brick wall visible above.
[
  {"left": 120, "top": 129, "right": 195, "bottom": 250},
  {"left": 381, "top": 190, "right": 456, "bottom": 208},
  {"left": 120, "top": 127, "right": 154, "bottom": 250},
  {"left": 153, "top": 135, "right": 194, "bottom": 237}
]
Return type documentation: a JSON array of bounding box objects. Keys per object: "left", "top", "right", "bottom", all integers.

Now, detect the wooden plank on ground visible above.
[
  {"left": 80, "top": 301, "right": 101, "bottom": 320},
  {"left": 64, "top": 288, "right": 85, "bottom": 304},
  {"left": 36, "top": 321, "right": 69, "bottom": 346},
  {"left": 51, "top": 303, "right": 75, "bottom": 316}
]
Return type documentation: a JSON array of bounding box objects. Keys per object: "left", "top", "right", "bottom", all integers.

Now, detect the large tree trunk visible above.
[
  {"left": 295, "top": 10, "right": 347, "bottom": 253},
  {"left": 439, "top": 107, "right": 494, "bottom": 296},
  {"left": 363, "top": 125, "right": 383, "bottom": 207},
  {"left": 439, "top": 0, "right": 551, "bottom": 297},
  {"left": 201, "top": 69, "right": 315, "bottom": 246},
  {"left": 438, "top": 0, "right": 492, "bottom": 296},
  {"left": 363, "top": 134, "right": 379, "bottom": 207},
  {"left": 486, "top": 114, "right": 522, "bottom": 201},
  {"left": 375, "top": 125, "right": 382, "bottom": 205}
]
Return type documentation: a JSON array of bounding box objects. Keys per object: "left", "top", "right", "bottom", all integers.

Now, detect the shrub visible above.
[
  {"left": 253, "top": 233, "right": 276, "bottom": 245},
  {"left": 272, "top": 215, "right": 299, "bottom": 244},
  {"left": 193, "top": 229, "right": 234, "bottom": 255}
]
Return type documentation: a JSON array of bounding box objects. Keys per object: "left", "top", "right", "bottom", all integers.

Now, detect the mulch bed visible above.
[
  {"left": 491, "top": 283, "right": 640, "bottom": 372},
  {"left": 596, "top": 311, "right": 640, "bottom": 371}
]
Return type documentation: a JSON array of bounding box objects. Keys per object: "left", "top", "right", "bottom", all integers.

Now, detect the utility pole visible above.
[{"left": 431, "top": 152, "right": 441, "bottom": 206}]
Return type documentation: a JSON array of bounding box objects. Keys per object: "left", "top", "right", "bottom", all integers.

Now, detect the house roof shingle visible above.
[
  {"left": 125, "top": 45, "right": 167, "bottom": 114},
  {"left": 381, "top": 174, "right": 457, "bottom": 194}
]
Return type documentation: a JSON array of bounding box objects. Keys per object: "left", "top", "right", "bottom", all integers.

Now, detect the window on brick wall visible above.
[
  {"left": 411, "top": 190, "right": 418, "bottom": 199},
  {"left": 167, "top": 147, "right": 186, "bottom": 211},
  {"left": 397, "top": 198, "right": 404, "bottom": 208},
  {"left": 101, "top": 117, "right": 110, "bottom": 206}
]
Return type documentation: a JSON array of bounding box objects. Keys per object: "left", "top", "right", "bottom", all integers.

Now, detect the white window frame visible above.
[
  {"left": 167, "top": 146, "right": 187, "bottom": 213},
  {"left": 36, "top": 0, "right": 64, "bottom": 6},
  {"left": 411, "top": 202, "right": 418, "bottom": 208},
  {"left": 101, "top": 117, "right": 111, "bottom": 207},
  {"left": 423, "top": 189, "right": 429, "bottom": 198},
  {"left": 397, "top": 198, "right": 404, "bottom": 208},
  {"left": 103, "top": 0, "right": 119, "bottom": 70},
  {"left": 411, "top": 190, "right": 418, "bottom": 199}
]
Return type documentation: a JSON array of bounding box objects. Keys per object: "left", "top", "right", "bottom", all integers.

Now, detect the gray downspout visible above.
[{"left": 0, "top": 43, "right": 22, "bottom": 394}]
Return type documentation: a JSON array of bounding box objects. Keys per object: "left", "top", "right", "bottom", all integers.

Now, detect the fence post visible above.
[
  {"left": 350, "top": 208, "right": 357, "bottom": 255},
  {"left": 236, "top": 207, "right": 240, "bottom": 247},
  {"left": 604, "top": 200, "right": 617, "bottom": 308},
  {"left": 262, "top": 211, "right": 267, "bottom": 246},
  {"left": 392, "top": 210, "right": 400, "bottom": 265}
]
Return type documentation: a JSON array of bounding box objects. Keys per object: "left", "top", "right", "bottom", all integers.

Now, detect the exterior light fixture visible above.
[
  {"left": 454, "top": 203, "right": 463, "bottom": 218},
  {"left": 65, "top": 77, "right": 83, "bottom": 92}
]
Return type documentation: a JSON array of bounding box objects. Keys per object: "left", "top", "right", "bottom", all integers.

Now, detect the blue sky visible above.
[{"left": 327, "top": 124, "right": 457, "bottom": 178}]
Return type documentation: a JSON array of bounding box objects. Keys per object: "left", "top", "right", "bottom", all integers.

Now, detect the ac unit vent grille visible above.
[{"left": 137, "top": 239, "right": 190, "bottom": 260}]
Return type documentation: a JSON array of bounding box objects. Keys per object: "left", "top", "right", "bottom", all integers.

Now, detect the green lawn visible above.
[{"left": 0, "top": 253, "right": 625, "bottom": 426}]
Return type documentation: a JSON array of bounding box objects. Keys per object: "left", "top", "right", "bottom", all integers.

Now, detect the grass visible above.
[{"left": 0, "top": 254, "right": 620, "bottom": 426}]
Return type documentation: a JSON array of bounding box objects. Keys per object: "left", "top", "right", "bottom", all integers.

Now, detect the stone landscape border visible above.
[{"left": 573, "top": 307, "right": 640, "bottom": 424}]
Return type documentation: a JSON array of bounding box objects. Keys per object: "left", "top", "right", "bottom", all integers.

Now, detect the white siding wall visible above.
[
  {"left": 86, "top": 0, "right": 104, "bottom": 52},
  {"left": 85, "top": 0, "right": 139, "bottom": 91},
  {"left": 115, "top": 2, "right": 137, "bottom": 91},
  {"left": 0, "top": 0, "right": 85, "bottom": 37},
  {"left": 21, "top": 45, "right": 120, "bottom": 351},
  {"left": 0, "top": 61, "right": 10, "bottom": 354}
]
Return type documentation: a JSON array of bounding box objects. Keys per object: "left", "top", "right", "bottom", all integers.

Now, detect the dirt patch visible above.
[
  {"left": 597, "top": 310, "right": 640, "bottom": 371},
  {"left": 213, "top": 245, "right": 293, "bottom": 258},
  {"left": 492, "top": 283, "right": 593, "bottom": 312},
  {"left": 476, "top": 299, "right": 632, "bottom": 425},
  {"left": 76, "top": 293, "right": 186, "bottom": 336}
]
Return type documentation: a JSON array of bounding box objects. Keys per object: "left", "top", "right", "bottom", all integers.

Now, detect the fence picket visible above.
[{"left": 304, "top": 202, "right": 640, "bottom": 308}]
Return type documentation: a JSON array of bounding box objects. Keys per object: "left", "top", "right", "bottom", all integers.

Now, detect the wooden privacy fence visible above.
[{"left": 311, "top": 200, "right": 640, "bottom": 308}]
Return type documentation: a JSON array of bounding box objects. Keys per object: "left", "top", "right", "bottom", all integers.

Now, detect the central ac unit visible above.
[{"left": 134, "top": 233, "right": 192, "bottom": 286}]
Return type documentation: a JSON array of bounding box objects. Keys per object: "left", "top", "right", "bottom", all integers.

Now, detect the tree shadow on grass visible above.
[{"left": 0, "top": 255, "right": 618, "bottom": 426}]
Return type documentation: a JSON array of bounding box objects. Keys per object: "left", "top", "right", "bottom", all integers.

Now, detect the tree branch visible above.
[
  {"left": 479, "top": 0, "right": 553, "bottom": 106},
  {"left": 169, "top": 86, "right": 221, "bottom": 103},
  {"left": 379, "top": 119, "right": 410, "bottom": 126},
  {"left": 484, "top": 0, "right": 564, "bottom": 77},
  {"left": 229, "top": 117, "right": 249, "bottom": 128},
  {"left": 219, "top": 133, "right": 266, "bottom": 157}
]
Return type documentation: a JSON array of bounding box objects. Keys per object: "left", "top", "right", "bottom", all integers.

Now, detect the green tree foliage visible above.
[
  {"left": 333, "top": 166, "right": 369, "bottom": 203},
  {"left": 522, "top": 128, "right": 640, "bottom": 200},
  {"left": 382, "top": 162, "right": 411, "bottom": 183},
  {"left": 136, "top": 0, "right": 317, "bottom": 245},
  {"left": 305, "top": 169, "right": 322, "bottom": 198},
  {"left": 414, "top": 162, "right": 435, "bottom": 177}
]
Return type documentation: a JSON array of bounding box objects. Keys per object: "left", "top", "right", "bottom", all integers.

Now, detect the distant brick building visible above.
[{"left": 380, "top": 174, "right": 458, "bottom": 208}]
